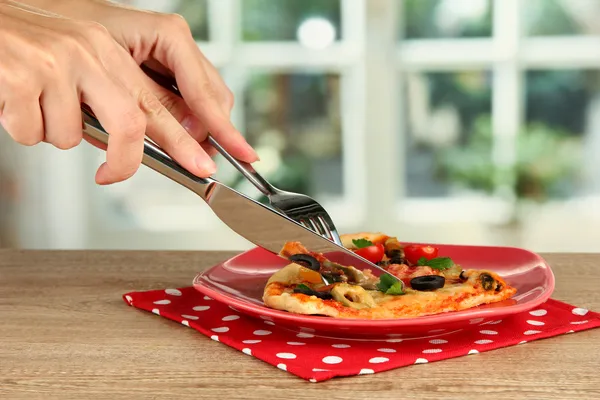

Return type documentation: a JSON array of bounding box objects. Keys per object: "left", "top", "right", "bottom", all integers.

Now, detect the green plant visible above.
[{"left": 436, "top": 115, "right": 582, "bottom": 202}]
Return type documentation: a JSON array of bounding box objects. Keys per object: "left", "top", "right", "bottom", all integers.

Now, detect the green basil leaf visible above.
[
  {"left": 417, "top": 257, "right": 454, "bottom": 270},
  {"left": 352, "top": 238, "right": 373, "bottom": 248},
  {"left": 377, "top": 273, "right": 402, "bottom": 293},
  {"left": 385, "top": 281, "right": 404, "bottom": 295}
]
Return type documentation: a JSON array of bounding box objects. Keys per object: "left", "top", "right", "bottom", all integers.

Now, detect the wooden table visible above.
[{"left": 1, "top": 250, "right": 599, "bottom": 399}]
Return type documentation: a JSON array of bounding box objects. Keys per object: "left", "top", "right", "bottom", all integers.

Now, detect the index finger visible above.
[{"left": 152, "top": 27, "right": 258, "bottom": 163}]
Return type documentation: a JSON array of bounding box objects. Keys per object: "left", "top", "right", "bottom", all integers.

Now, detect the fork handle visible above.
[{"left": 139, "top": 64, "right": 278, "bottom": 197}]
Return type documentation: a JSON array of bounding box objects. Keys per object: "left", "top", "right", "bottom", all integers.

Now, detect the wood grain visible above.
[{"left": 1, "top": 250, "right": 599, "bottom": 399}]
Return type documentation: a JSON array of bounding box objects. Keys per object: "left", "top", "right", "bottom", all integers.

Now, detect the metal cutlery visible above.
[
  {"left": 140, "top": 65, "right": 343, "bottom": 247},
  {"left": 79, "top": 64, "right": 399, "bottom": 285}
]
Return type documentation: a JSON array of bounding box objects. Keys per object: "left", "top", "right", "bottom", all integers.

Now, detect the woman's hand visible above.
[{"left": 0, "top": 0, "right": 258, "bottom": 184}]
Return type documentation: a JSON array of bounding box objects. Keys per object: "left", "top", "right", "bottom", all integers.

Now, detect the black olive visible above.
[
  {"left": 289, "top": 254, "right": 320, "bottom": 271},
  {"left": 459, "top": 271, "right": 468, "bottom": 281},
  {"left": 410, "top": 275, "right": 445, "bottom": 291},
  {"left": 387, "top": 249, "right": 404, "bottom": 258},
  {"left": 293, "top": 286, "right": 333, "bottom": 300},
  {"left": 480, "top": 273, "right": 495, "bottom": 291},
  {"left": 389, "top": 257, "right": 406, "bottom": 265},
  {"left": 495, "top": 283, "right": 503, "bottom": 292}
]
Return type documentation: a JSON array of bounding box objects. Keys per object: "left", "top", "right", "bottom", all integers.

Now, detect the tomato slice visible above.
[
  {"left": 353, "top": 243, "right": 385, "bottom": 264},
  {"left": 403, "top": 245, "right": 439, "bottom": 265}
]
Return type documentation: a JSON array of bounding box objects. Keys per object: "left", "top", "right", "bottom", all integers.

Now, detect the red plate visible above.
[{"left": 192, "top": 243, "right": 555, "bottom": 340}]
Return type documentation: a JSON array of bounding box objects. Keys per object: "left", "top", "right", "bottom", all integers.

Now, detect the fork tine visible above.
[
  {"left": 317, "top": 215, "right": 342, "bottom": 245},
  {"left": 309, "top": 217, "right": 326, "bottom": 236}
]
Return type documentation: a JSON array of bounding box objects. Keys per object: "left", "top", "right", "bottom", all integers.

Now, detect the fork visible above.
[{"left": 141, "top": 65, "right": 343, "bottom": 247}]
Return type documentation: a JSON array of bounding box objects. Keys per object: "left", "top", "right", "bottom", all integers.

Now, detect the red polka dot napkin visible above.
[{"left": 123, "top": 287, "right": 600, "bottom": 382}]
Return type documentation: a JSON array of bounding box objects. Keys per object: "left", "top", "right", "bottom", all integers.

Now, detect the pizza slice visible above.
[{"left": 262, "top": 232, "right": 517, "bottom": 319}]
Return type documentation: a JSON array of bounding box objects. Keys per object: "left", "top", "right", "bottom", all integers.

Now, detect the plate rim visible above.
[{"left": 192, "top": 244, "right": 556, "bottom": 328}]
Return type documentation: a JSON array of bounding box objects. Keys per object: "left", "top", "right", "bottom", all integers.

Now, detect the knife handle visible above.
[{"left": 81, "top": 105, "right": 215, "bottom": 199}]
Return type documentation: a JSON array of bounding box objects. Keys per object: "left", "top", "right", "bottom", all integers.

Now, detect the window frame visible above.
[{"left": 45, "top": 0, "right": 600, "bottom": 250}]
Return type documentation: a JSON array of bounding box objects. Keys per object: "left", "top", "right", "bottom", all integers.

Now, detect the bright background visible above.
[{"left": 1, "top": 0, "right": 600, "bottom": 252}]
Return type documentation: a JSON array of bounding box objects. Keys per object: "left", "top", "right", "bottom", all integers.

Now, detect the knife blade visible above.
[{"left": 81, "top": 109, "right": 394, "bottom": 279}]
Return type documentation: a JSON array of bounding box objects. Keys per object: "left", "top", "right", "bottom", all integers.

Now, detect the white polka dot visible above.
[
  {"left": 242, "top": 340, "right": 261, "bottom": 344},
  {"left": 165, "top": 288, "right": 182, "bottom": 296},
  {"left": 359, "top": 369, "right": 375, "bottom": 375},
  {"left": 429, "top": 339, "right": 448, "bottom": 344},
  {"left": 309, "top": 379, "right": 317, "bottom": 383},
  {"left": 264, "top": 321, "right": 275, "bottom": 326},
  {"left": 386, "top": 338, "right": 403, "bottom": 343},
  {"left": 530, "top": 309, "right": 547, "bottom": 317},
  {"left": 222, "top": 315, "right": 240, "bottom": 321},
  {"left": 181, "top": 314, "right": 199, "bottom": 320},
  {"left": 193, "top": 305, "right": 210, "bottom": 311},
  {"left": 297, "top": 332, "right": 314, "bottom": 338},
  {"left": 474, "top": 339, "right": 493, "bottom": 345},
  {"left": 377, "top": 348, "right": 396, "bottom": 353},
  {"left": 422, "top": 349, "right": 442, "bottom": 354},
  {"left": 518, "top": 341, "right": 527, "bottom": 344},
  {"left": 210, "top": 335, "right": 219, "bottom": 341},
  {"left": 571, "top": 320, "right": 588, "bottom": 325},
  {"left": 524, "top": 330, "right": 541, "bottom": 335},
  {"left": 526, "top": 320, "right": 545, "bottom": 326},
  {"left": 312, "top": 368, "right": 329, "bottom": 372},
  {"left": 203, "top": 296, "right": 212, "bottom": 300},
  {"left": 414, "top": 358, "right": 428, "bottom": 364},
  {"left": 470, "top": 318, "right": 485, "bottom": 324},
  {"left": 153, "top": 299, "right": 171, "bottom": 305},
  {"left": 572, "top": 307, "right": 588, "bottom": 316},
  {"left": 242, "top": 348, "right": 252, "bottom": 356},
  {"left": 428, "top": 329, "right": 446, "bottom": 333},
  {"left": 287, "top": 342, "right": 306, "bottom": 346},
  {"left": 480, "top": 330, "right": 498, "bottom": 335},
  {"left": 254, "top": 330, "right": 272, "bottom": 336},
  {"left": 468, "top": 349, "right": 479, "bottom": 355},
  {"left": 277, "top": 363, "right": 287, "bottom": 371},
  {"left": 369, "top": 357, "right": 389, "bottom": 364},
  {"left": 125, "top": 295, "right": 133, "bottom": 304},
  {"left": 152, "top": 308, "right": 160, "bottom": 315},
  {"left": 567, "top": 330, "right": 575, "bottom": 333},
  {"left": 322, "top": 356, "right": 343, "bottom": 364},
  {"left": 181, "top": 320, "right": 189, "bottom": 327},
  {"left": 276, "top": 353, "right": 297, "bottom": 359},
  {"left": 211, "top": 327, "right": 229, "bottom": 333},
  {"left": 332, "top": 344, "right": 350, "bottom": 348}
]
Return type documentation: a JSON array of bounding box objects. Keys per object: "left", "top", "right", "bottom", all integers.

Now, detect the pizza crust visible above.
[{"left": 263, "top": 263, "right": 517, "bottom": 320}]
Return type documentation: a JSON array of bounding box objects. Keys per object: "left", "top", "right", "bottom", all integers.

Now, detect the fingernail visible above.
[
  {"left": 244, "top": 141, "right": 260, "bottom": 161},
  {"left": 196, "top": 155, "right": 216, "bottom": 176},
  {"left": 181, "top": 115, "right": 200, "bottom": 134}
]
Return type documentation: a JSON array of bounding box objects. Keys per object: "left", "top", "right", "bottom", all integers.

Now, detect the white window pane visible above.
[
  {"left": 242, "top": 0, "right": 342, "bottom": 45},
  {"left": 402, "top": 70, "right": 493, "bottom": 198},
  {"left": 524, "top": 69, "right": 597, "bottom": 198},
  {"left": 403, "top": 0, "right": 493, "bottom": 39},
  {"left": 524, "top": 0, "right": 600, "bottom": 37},
  {"left": 240, "top": 72, "right": 343, "bottom": 199}
]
